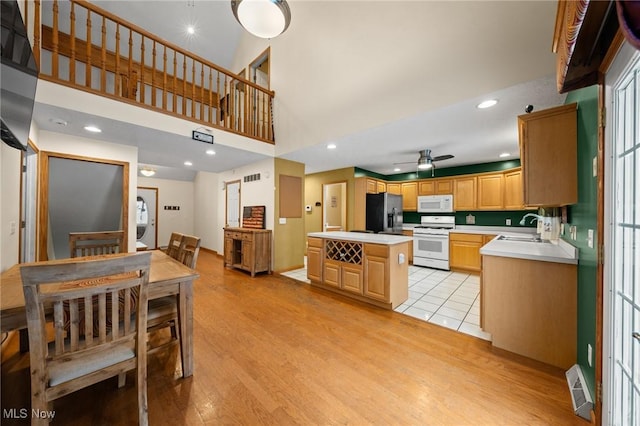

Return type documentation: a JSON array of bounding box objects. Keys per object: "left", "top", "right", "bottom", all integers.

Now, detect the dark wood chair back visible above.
[{"left": 69, "top": 230, "right": 125, "bottom": 258}]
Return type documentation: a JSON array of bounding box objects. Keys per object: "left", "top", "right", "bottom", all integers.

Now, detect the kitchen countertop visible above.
[
  {"left": 480, "top": 236, "right": 578, "bottom": 265},
  {"left": 308, "top": 231, "right": 412, "bottom": 245}
]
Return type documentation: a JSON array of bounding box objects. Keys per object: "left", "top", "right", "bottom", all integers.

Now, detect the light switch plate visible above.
[
  {"left": 593, "top": 156, "right": 598, "bottom": 177},
  {"left": 587, "top": 229, "right": 594, "bottom": 248},
  {"left": 279, "top": 217, "right": 287, "bottom": 225},
  {"left": 506, "top": 219, "right": 511, "bottom": 226}
]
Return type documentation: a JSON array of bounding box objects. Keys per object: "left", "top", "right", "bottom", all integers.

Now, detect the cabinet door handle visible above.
[{"left": 633, "top": 332, "right": 640, "bottom": 342}]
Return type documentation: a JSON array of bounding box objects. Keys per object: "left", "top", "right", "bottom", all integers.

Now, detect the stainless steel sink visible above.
[{"left": 496, "top": 235, "right": 545, "bottom": 243}]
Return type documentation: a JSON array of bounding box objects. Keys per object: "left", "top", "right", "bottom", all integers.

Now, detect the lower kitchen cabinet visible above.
[
  {"left": 307, "top": 237, "right": 323, "bottom": 282},
  {"left": 402, "top": 229, "right": 413, "bottom": 264},
  {"left": 307, "top": 236, "right": 409, "bottom": 309},
  {"left": 449, "top": 233, "right": 484, "bottom": 273},
  {"left": 482, "top": 255, "right": 577, "bottom": 369}
]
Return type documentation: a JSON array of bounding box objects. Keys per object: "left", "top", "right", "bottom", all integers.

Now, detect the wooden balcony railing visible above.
[{"left": 29, "top": 0, "right": 274, "bottom": 143}]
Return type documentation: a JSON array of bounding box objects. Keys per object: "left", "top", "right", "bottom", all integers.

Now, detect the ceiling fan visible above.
[{"left": 394, "top": 149, "right": 455, "bottom": 171}]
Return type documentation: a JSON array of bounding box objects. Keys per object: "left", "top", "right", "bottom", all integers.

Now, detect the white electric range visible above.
[{"left": 412, "top": 216, "right": 455, "bottom": 270}]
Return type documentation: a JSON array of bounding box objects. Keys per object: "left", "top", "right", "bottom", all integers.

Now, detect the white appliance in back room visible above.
[{"left": 413, "top": 216, "right": 455, "bottom": 270}]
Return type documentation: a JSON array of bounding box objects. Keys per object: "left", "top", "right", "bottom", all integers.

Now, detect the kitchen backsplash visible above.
[{"left": 403, "top": 211, "right": 537, "bottom": 228}]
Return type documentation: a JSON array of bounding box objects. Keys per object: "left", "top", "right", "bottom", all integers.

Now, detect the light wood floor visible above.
[{"left": 1, "top": 250, "right": 586, "bottom": 425}]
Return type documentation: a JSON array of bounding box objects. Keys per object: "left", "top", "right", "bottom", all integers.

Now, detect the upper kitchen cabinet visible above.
[
  {"left": 477, "top": 173, "right": 504, "bottom": 210},
  {"left": 366, "top": 178, "right": 386, "bottom": 194},
  {"left": 454, "top": 176, "right": 477, "bottom": 210},
  {"left": 386, "top": 183, "right": 402, "bottom": 195},
  {"left": 418, "top": 178, "right": 453, "bottom": 196},
  {"left": 503, "top": 169, "right": 525, "bottom": 210},
  {"left": 518, "top": 103, "right": 578, "bottom": 207},
  {"left": 401, "top": 182, "right": 418, "bottom": 211}
]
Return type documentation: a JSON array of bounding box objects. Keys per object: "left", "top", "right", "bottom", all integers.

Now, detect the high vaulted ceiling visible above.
[{"left": 32, "top": 0, "right": 567, "bottom": 180}]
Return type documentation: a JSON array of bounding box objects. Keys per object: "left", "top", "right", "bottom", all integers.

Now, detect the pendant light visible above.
[{"left": 231, "top": 0, "right": 291, "bottom": 39}]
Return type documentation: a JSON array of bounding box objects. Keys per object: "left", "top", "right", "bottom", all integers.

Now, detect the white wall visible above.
[
  {"left": 215, "top": 159, "right": 274, "bottom": 254},
  {"left": 36, "top": 131, "right": 139, "bottom": 252},
  {"left": 194, "top": 171, "right": 219, "bottom": 252},
  {"left": 0, "top": 143, "right": 22, "bottom": 272},
  {"left": 138, "top": 176, "right": 195, "bottom": 248}
]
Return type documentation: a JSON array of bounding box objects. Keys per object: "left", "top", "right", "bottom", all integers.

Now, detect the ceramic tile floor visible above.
[{"left": 281, "top": 261, "right": 491, "bottom": 341}]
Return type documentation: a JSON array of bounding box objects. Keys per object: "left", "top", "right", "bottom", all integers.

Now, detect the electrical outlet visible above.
[
  {"left": 570, "top": 225, "right": 577, "bottom": 240},
  {"left": 587, "top": 229, "right": 594, "bottom": 248},
  {"left": 506, "top": 218, "right": 511, "bottom": 226}
]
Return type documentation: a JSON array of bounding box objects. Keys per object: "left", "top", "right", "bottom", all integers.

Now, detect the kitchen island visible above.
[
  {"left": 307, "top": 232, "right": 411, "bottom": 310},
  {"left": 479, "top": 237, "right": 578, "bottom": 369}
]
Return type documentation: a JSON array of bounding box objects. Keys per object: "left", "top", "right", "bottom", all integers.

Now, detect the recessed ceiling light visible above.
[
  {"left": 327, "top": 143, "right": 336, "bottom": 149},
  {"left": 184, "top": 161, "right": 193, "bottom": 166},
  {"left": 187, "top": 25, "right": 195, "bottom": 35},
  {"left": 206, "top": 149, "right": 215, "bottom": 155},
  {"left": 499, "top": 152, "right": 511, "bottom": 158},
  {"left": 477, "top": 99, "right": 498, "bottom": 109},
  {"left": 393, "top": 167, "right": 401, "bottom": 172},
  {"left": 83, "top": 125, "right": 101, "bottom": 133}
]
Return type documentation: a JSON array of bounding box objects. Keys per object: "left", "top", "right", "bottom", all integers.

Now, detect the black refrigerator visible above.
[{"left": 366, "top": 193, "right": 403, "bottom": 234}]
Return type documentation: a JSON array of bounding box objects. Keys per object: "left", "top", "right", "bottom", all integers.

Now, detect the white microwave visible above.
[{"left": 417, "top": 194, "right": 454, "bottom": 213}]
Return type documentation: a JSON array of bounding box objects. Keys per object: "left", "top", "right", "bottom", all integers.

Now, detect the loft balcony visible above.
[{"left": 29, "top": 0, "right": 274, "bottom": 144}]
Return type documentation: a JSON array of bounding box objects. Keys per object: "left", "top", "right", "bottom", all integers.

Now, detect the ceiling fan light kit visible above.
[{"left": 231, "top": 0, "right": 291, "bottom": 39}]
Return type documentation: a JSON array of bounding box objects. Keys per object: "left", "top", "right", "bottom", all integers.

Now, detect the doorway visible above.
[
  {"left": 322, "top": 182, "right": 347, "bottom": 232},
  {"left": 225, "top": 180, "right": 241, "bottom": 227},
  {"left": 603, "top": 42, "right": 640, "bottom": 424},
  {"left": 137, "top": 187, "right": 157, "bottom": 249}
]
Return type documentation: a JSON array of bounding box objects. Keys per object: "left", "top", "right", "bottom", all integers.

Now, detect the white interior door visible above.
[
  {"left": 226, "top": 180, "right": 241, "bottom": 227},
  {"left": 137, "top": 187, "right": 157, "bottom": 249},
  {"left": 604, "top": 42, "right": 640, "bottom": 425}
]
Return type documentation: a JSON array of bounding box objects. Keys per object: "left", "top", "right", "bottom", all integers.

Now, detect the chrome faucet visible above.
[{"left": 519, "top": 213, "right": 543, "bottom": 225}]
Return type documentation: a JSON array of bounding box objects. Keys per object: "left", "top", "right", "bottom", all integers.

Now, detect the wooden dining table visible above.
[{"left": 0, "top": 250, "right": 199, "bottom": 377}]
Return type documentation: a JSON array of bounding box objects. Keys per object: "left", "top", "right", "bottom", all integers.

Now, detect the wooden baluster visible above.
[
  {"left": 140, "top": 35, "right": 145, "bottom": 104},
  {"left": 100, "top": 15, "right": 106, "bottom": 92},
  {"left": 216, "top": 72, "right": 221, "bottom": 125},
  {"left": 151, "top": 40, "right": 157, "bottom": 107},
  {"left": 208, "top": 69, "right": 213, "bottom": 124},
  {"left": 191, "top": 59, "right": 196, "bottom": 118},
  {"left": 115, "top": 23, "right": 120, "bottom": 96},
  {"left": 200, "top": 64, "right": 205, "bottom": 121},
  {"left": 51, "top": 0, "right": 59, "bottom": 79},
  {"left": 230, "top": 79, "right": 235, "bottom": 131},
  {"left": 69, "top": 2, "right": 76, "bottom": 84},
  {"left": 172, "top": 51, "right": 177, "bottom": 112},
  {"left": 245, "top": 84, "right": 250, "bottom": 136},
  {"left": 33, "top": 0, "right": 41, "bottom": 68},
  {"left": 128, "top": 29, "right": 133, "bottom": 99},
  {"left": 85, "top": 9, "right": 92, "bottom": 87},
  {"left": 182, "top": 55, "right": 187, "bottom": 115},
  {"left": 162, "top": 46, "right": 167, "bottom": 110},
  {"left": 262, "top": 92, "right": 267, "bottom": 139}
]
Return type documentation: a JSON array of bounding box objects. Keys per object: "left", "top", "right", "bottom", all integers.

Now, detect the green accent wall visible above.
[
  {"left": 403, "top": 211, "right": 536, "bottom": 228},
  {"left": 356, "top": 160, "right": 521, "bottom": 181},
  {"left": 564, "top": 85, "right": 598, "bottom": 398}
]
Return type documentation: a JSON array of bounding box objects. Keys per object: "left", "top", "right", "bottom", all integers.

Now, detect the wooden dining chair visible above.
[
  {"left": 164, "top": 232, "right": 184, "bottom": 259},
  {"left": 147, "top": 235, "right": 201, "bottom": 364},
  {"left": 20, "top": 252, "right": 151, "bottom": 426},
  {"left": 69, "top": 230, "right": 125, "bottom": 258}
]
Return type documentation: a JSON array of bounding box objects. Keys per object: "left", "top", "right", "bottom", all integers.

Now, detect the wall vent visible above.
[
  {"left": 566, "top": 364, "right": 593, "bottom": 421},
  {"left": 243, "top": 173, "right": 261, "bottom": 183}
]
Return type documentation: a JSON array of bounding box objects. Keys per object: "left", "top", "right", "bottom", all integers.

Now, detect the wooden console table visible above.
[{"left": 223, "top": 227, "right": 272, "bottom": 277}]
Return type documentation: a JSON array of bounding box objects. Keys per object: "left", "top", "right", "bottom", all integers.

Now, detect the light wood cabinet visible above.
[
  {"left": 307, "top": 237, "right": 323, "bottom": 282},
  {"left": 482, "top": 255, "right": 577, "bottom": 369},
  {"left": 477, "top": 173, "right": 504, "bottom": 210},
  {"left": 386, "top": 183, "right": 402, "bottom": 195},
  {"left": 402, "top": 229, "right": 413, "bottom": 264},
  {"left": 376, "top": 180, "right": 386, "bottom": 194},
  {"left": 308, "top": 237, "right": 409, "bottom": 309},
  {"left": 224, "top": 228, "right": 272, "bottom": 277},
  {"left": 454, "top": 176, "right": 477, "bottom": 211},
  {"left": 366, "top": 178, "right": 386, "bottom": 194},
  {"left": 418, "top": 178, "right": 453, "bottom": 195},
  {"left": 449, "top": 233, "right": 483, "bottom": 273},
  {"left": 503, "top": 169, "right": 525, "bottom": 210},
  {"left": 401, "top": 182, "right": 418, "bottom": 211},
  {"left": 482, "top": 234, "right": 497, "bottom": 246},
  {"left": 518, "top": 103, "right": 577, "bottom": 206}
]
